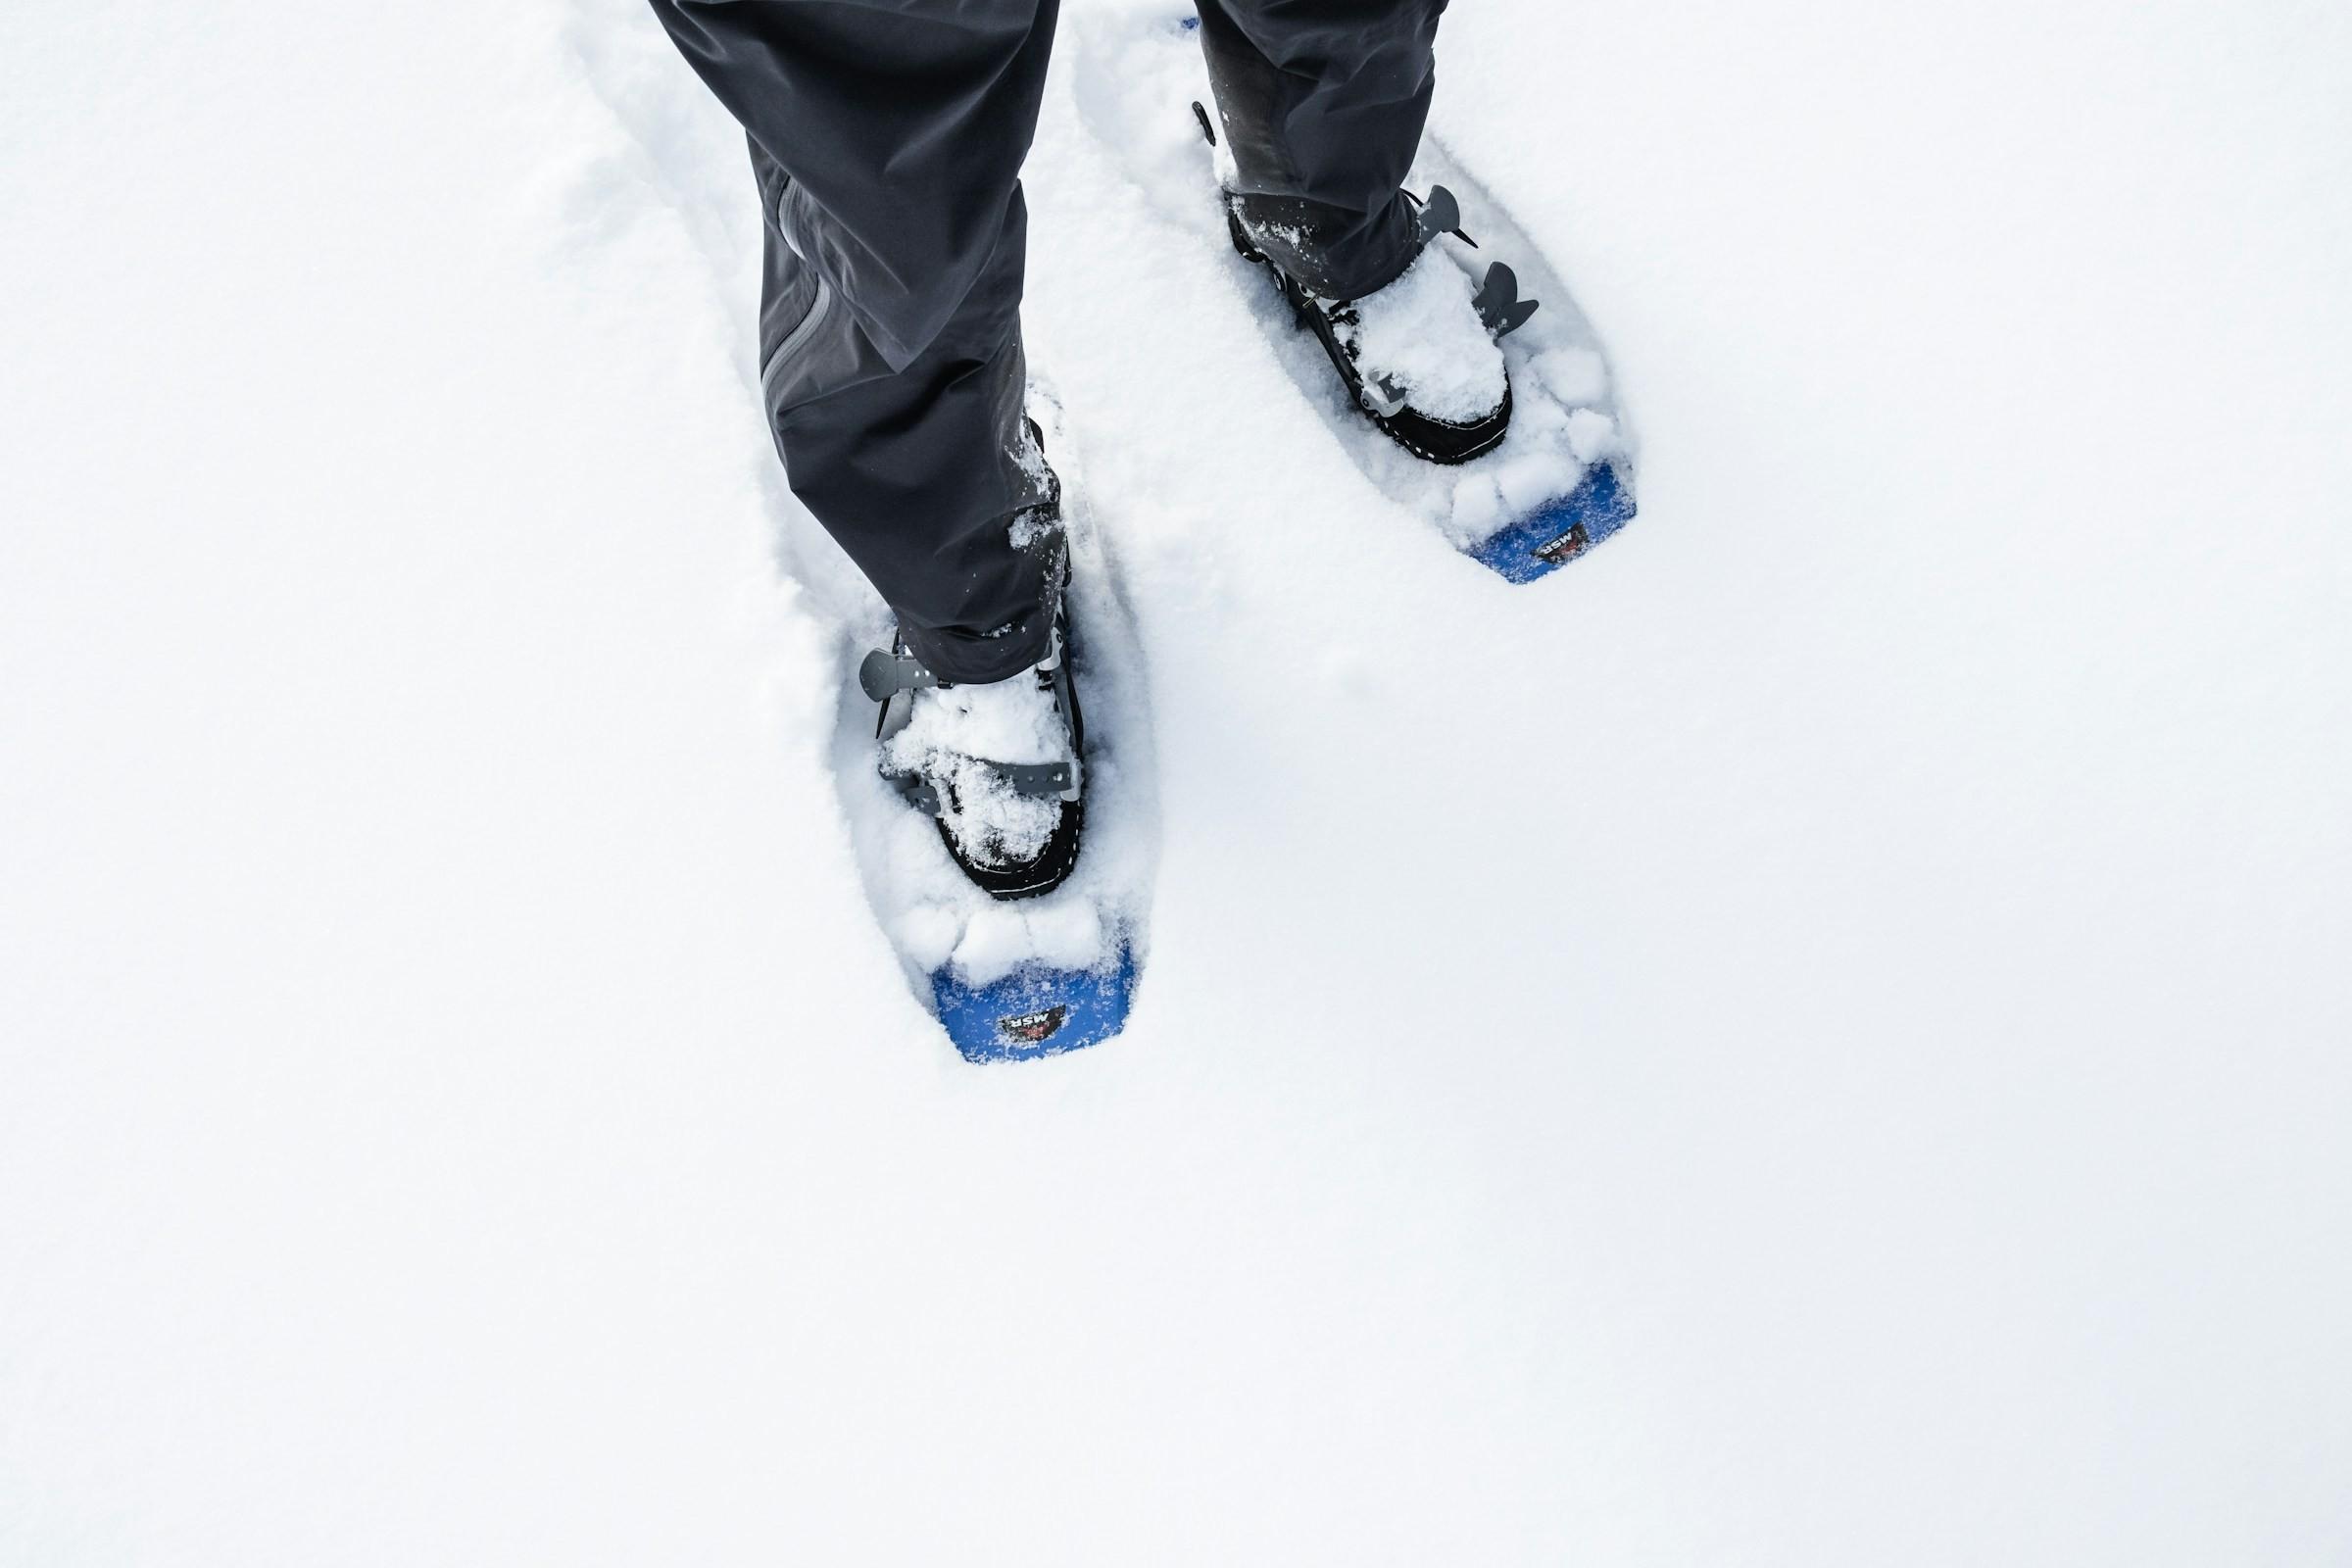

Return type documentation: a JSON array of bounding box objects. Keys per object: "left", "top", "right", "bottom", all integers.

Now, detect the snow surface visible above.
[{"left": 5, "top": 0, "right": 2352, "bottom": 1563}]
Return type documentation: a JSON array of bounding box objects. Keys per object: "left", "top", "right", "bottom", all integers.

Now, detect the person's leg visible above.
[
  {"left": 749, "top": 141, "right": 1060, "bottom": 684},
  {"left": 1193, "top": 0, "right": 1447, "bottom": 301},
  {"left": 651, "top": 0, "right": 1063, "bottom": 684}
]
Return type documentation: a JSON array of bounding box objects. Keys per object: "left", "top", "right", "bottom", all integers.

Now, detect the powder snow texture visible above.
[
  {"left": 5, "top": 1, "right": 2352, "bottom": 1566},
  {"left": 1337, "top": 245, "right": 1508, "bottom": 421}
]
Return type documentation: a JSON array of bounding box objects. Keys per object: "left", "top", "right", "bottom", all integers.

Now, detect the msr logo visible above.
[
  {"left": 999, "top": 1004, "right": 1068, "bottom": 1045},
  {"left": 1534, "top": 523, "right": 1592, "bottom": 565}
]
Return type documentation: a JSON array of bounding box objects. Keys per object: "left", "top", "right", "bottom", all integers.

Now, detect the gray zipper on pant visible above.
[{"left": 760, "top": 273, "right": 836, "bottom": 395}]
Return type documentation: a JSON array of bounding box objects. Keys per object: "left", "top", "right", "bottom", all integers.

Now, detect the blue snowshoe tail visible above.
[
  {"left": 1470, "top": 461, "right": 1638, "bottom": 584},
  {"left": 932, "top": 946, "right": 1140, "bottom": 1062}
]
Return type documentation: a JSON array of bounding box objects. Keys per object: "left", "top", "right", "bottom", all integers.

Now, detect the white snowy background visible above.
[{"left": 5, "top": 0, "right": 2349, "bottom": 1561}]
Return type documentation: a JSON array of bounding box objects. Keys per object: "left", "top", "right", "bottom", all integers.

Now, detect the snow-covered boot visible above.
[
  {"left": 857, "top": 461, "right": 1085, "bottom": 903},
  {"left": 1208, "top": 141, "right": 1538, "bottom": 464}
]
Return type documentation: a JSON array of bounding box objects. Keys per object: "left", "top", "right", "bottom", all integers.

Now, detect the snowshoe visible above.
[
  {"left": 834, "top": 389, "right": 1153, "bottom": 1062},
  {"left": 1071, "top": 15, "right": 1639, "bottom": 585}
]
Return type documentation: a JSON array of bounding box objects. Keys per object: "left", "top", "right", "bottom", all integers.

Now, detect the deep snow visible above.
[{"left": 4, "top": 0, "right": 2350, "bottom": 1563}]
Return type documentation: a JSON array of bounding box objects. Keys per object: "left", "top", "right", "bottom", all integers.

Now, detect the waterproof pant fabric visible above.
[
  {"left": 651, "top": 0, "right": 1065, "bottom": 683},
  {"left": 1196, "top": 0, "right": 1446, "bottom": 300},
  {"left": 648, "top": 0, "right": 1447, "bottom": 683}
]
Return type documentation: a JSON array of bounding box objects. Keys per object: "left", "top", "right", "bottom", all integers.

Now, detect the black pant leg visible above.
[
  {"left": 651, "top": 0, "right": 1063, "bottom": 683},
  {"left": 1194, "top": 0, "right": 1447, "bottom": 300}
]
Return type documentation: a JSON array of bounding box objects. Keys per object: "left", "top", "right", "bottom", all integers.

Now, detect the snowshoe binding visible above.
[{"left": 858, "top": 471, "right": 1085, "bottom": 902}]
